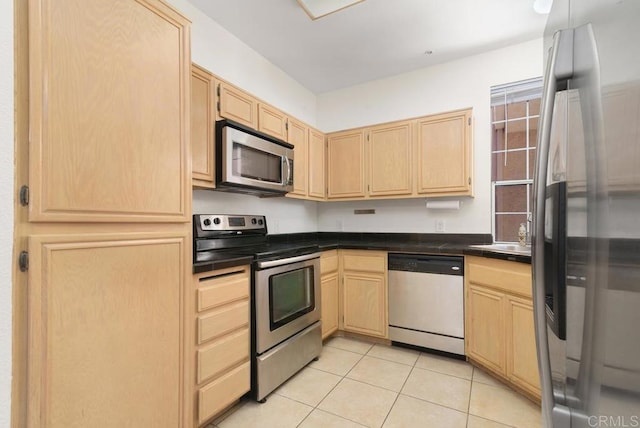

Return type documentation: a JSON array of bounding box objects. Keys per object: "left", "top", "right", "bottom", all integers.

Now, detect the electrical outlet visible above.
[
  {"left": 271, "top": 219, "right": 280, "bottom": 234},
  {"left": 435, "top": 219, "right": 446, "bottom": 232}
]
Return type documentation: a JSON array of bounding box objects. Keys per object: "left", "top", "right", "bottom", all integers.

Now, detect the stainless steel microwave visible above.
[{"left": 215, "top": 120, "right": 294, "bottom": 196}]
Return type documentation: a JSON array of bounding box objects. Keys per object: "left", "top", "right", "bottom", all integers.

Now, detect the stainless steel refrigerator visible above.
[{"left": 533, "top": 0, "right": 640, "bottom": 426}]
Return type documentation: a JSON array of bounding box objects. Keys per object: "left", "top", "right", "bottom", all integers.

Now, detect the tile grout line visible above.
[
  {"left": 465, "top": 366, "right": 474, "bottom": 428},
  {"left": 294, "top": 341, "right": 370, "bottom": 427},
  {"left": 326, "top": 341, "right": 480, "bottom": 424},
  {"left": 379, "top": 350, "right": 421, "bottom": 427},
  {"left": 309, "top": 349, "right": 369, "bottom": 428}
]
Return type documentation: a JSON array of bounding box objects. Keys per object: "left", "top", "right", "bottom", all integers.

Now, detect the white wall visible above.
[
  {"left": 168, "top": 0, "right": 317, "bottom": 126},
  {"left": 0, "top": 0, "right": 13, "bottom": 425},
  {"left": 169, "top": 0, "right": 321, "bottom": 234},
  {"left": 316, "top": 39, "right": 543, "bottom": 234}
]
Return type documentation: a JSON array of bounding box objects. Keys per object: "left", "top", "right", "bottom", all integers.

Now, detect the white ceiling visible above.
[{"left": 187, "top": 0, "right": 548, "bottom": 94}]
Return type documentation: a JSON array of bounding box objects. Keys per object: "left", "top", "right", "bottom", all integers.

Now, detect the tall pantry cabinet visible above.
[{"left": 14, "top": 0, "right": 192, "bottom": 427}]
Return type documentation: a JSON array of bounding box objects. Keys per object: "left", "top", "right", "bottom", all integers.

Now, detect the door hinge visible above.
[
  {"left": 216, "top": 101, "right": 220, "bottom": 112},
  {"left": 468, "top": 117, "right": 471, "bottom": 126},
  {"left": 285, "top": 120, "right": 288, "bottom": 131},
  {"left": 19, "top": 185, "right": 29, "bottom": 206},
  {"left": 468, "top": 177, "right": 471, "bottom": 185},
  {"left": 216, "top": 84, "right": 220, "bottom": 96},
  {"left": 367, "top": 133, "right": 369, "bottom": 141},
  {"left": 19, "top": 251, "right": 29, "bottom": 272}
]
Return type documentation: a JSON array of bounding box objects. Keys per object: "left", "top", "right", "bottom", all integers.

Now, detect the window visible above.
[{"left": 490, "top": 78, "right": 543, "bottom": 243}]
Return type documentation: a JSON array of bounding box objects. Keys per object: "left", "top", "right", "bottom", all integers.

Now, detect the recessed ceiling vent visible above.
[{"left": 296, "top": 0, "right": 366, "bottom": 20}]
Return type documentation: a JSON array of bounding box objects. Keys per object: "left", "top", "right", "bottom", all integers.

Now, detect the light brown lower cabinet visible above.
[
  {"left": 465, "top": 256, "right": 540, "bottom": 400},
  {"left": 26, "top": 232, "right": 188, "bottom": 428},
  {"left": 506, "top": 295, "right": 541, "bottom": 396},
  {"left": 193, "top": 265, "right": 251, "bottom": 426},
  {"left": 340, "top": 250, "right": 388, "bottom": 339},
  {"left": 466, "top": 284, "right": 506, "bottom": 375},
  {"left": 320, "top": 250, "right": 339, "bottom": 339}
]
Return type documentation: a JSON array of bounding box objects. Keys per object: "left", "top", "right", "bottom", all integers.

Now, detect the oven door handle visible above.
[{"left": 256, "top": 252, "right": 321, "bottom": 269}]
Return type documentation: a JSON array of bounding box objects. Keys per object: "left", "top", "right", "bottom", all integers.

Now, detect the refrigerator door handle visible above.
[
  {"left": 533, "top": 28, "right": 574, "bottom": 428},
  {"left": 570, "top": 23, "right": 609, "bottom": 421}
]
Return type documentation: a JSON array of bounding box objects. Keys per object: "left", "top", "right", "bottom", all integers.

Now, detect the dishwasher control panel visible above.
[{"left": 388, "top": 254, "right": 463, "bottom": 276}]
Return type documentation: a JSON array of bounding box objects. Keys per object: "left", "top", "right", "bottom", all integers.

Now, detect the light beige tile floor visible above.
[{"left": 209, "top": 337, "right": 541, "bottom": 428}]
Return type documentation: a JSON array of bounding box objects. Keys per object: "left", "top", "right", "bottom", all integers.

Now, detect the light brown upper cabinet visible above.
[
  {"left": 288, "top": 123, "right": 327, "bottom": 201},
  {"left": 326, "top": 109, "right": 472, "bottom": 201},
  {"left": 368, "top": 120, "right": 413, "bottom": 197},
  {"left": 258, "top": 103, "right": 288, "bottom": 141},
  {"left": 308, "top": 127, "right": 327, "bottom": 199},
  {"left": 416, "top": 108, "right": 473, "bottom": 196},
  {"left": 216, "top": 79, "right": 258, "bottom": 129},
  {"left": 327, "top": 129, "right": 366, "bottom": 198},
  {"left": 287, "top": 118, "right": 308, "bottom": 197},
  {"left": 28, "top": 0, "right": 191, "bottom": 222},
  {"left": 191, "top": 64, "right": 216, "bottom": 189}
]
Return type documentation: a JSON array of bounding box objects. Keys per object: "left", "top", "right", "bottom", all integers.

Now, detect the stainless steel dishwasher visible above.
[{"left": 388, "top": 253, "right": 464, "bottom": 355}]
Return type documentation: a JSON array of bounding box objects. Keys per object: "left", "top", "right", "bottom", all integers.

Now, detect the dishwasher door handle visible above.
[{"left": 451, "top": 266, "right": 460, "bottom": 271}]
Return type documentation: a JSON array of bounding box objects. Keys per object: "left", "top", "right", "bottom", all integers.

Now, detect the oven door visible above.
[
  {"left": 254, "top": 253, "right": 321, "bottom": 355},
  {"left": 220, "top": 123, "right": 294, "bottom": 193}
]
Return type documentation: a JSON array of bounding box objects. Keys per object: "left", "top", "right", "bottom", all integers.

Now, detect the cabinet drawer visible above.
[
  {"left": 342, "top": 250, "right": 386, "bottom": 273},
  {"left": 197, "top": 328, "right": 249, "bottom": 384},
  {"left": 198, "top": 361, "right": 250, "bottom": 425},
  {"left": 321, "top": 250, "right": 338, "bottom": 274},
  {"left": 196, "top": 267, "right": 250, "bottom": 312},
  {"left": 198, "top": 300, "right": 249, "bottom": 344},
  {"left": 466, "top": 256, "right": 532, "bottom": 298}
]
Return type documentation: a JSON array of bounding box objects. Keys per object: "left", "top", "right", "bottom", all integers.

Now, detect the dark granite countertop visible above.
[
  {"left": 309, "top": 233, "right": 531, "bottom": 264},
  {"left": 193, "top": 253, "right": 255, "bottom": 274},
  {"left": 193, "top": 232, "right": 531, "bottom": 273}
]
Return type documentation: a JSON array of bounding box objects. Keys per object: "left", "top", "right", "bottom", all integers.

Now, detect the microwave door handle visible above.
[
  {"left": 533, "top": 28, "right": 574, "bottom": 428},
  {"left": 283, "top": 156, "right": 292, "bottom": 186}
]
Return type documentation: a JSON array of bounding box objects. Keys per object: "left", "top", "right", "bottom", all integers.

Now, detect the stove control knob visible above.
[
  {"left": 213, "top": 217, "right": 221, "bottom": 225},
  {"left": 203, "top": 218, "right": 211, "bottom": 226},
  {"left": 258, "top": 219, "right": 264, "bottom": 226},
  {"left": 251, "top": 218, "right": 257, "bottom": 225}
]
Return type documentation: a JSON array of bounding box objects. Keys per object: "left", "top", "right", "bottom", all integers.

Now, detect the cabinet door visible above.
[
  {"left": 288, "top": 118, "right": 308, "bottom": 197},
  {"left": 416, "top": 109, "right": 473, "bottom": 196},
  {"left": 368, "top": 121, "right": 413, "bottom": 196},
  {"left": 321, "top": 273, "right": 340, "bottom": 339},
  {"left": 466, "top": 284, "right": 506, "bottom": 375},
  {"left": 342, "top": 272, "right": 387, "bottom": 338},
  {"left": 258, "top": 103, "right": 288, "bottom": 141},
  {"left": 320, "top": 250, "right": 338, "bottom": 275},
  {"left": 327, "top": 129, "right": 366, "bottom": 198},
  {"left": 217, "top": 80, "right": 258, "bottom": 129},
  {"left": 28, "top": 0, "right": 190, "bottom": 222},
  {"left": 308, "top": 128, "right": 326, "bottom": 199},
  {"left": 27, "top": 233, "right": 186, "bottom": 428},
  {"left": 191, "top": 64, "right": 215, "bottom": 189},
  {"left": 506, "top": 296, "right": 541, "bottom": 396}
]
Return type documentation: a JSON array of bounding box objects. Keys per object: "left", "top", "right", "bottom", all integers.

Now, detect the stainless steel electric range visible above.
[{"left": 193, "top": 214, "right": 322, "bottom": 402}]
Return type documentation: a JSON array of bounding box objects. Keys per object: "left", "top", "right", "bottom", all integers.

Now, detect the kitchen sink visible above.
[{"left": 470, "top": 243, "right": 531, "bottom": 256}]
